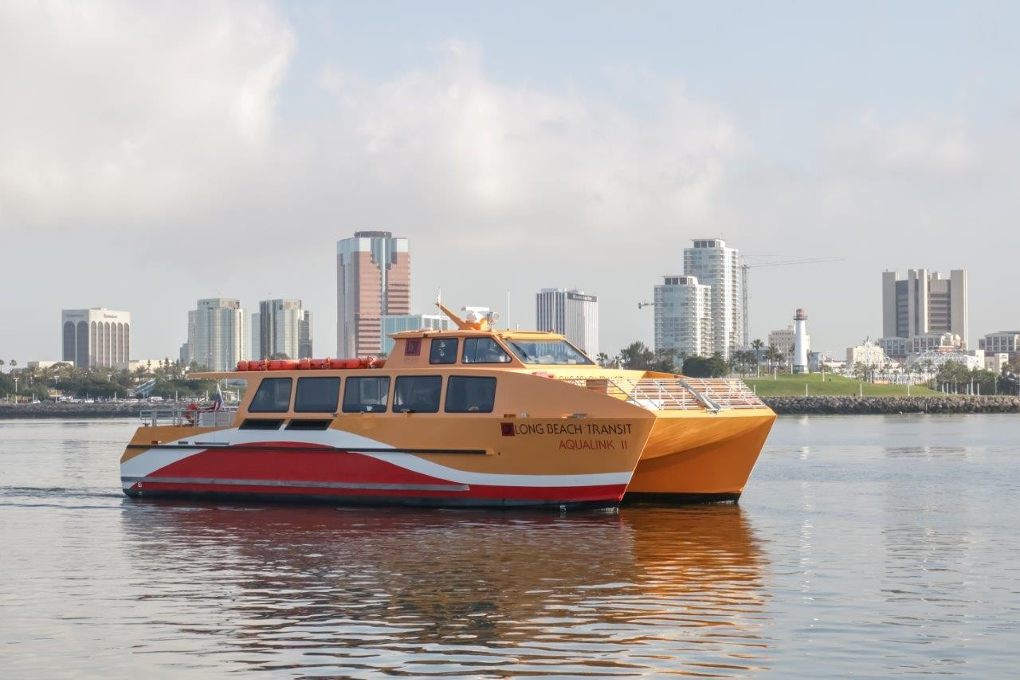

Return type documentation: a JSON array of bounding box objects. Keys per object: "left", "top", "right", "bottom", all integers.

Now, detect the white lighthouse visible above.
[{"left": 793, "top": 308, "right": 809, "bottom": 374}]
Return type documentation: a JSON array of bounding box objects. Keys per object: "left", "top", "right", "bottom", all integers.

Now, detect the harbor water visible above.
[{"left": 1, "top": 415, "right": 1018, "bottom": 678}]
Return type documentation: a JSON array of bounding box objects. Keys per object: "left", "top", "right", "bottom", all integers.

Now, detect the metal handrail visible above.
[
  {"left": 554, "top": 376, "right": 767, "bottom": 411},
  {"left": 139, "top": 406, "right": 238, "bottom": 427}
]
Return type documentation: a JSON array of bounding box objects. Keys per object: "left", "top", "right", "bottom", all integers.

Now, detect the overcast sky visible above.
[{"left": 2, "top": 0, "right": 1019, "bottom": 362}]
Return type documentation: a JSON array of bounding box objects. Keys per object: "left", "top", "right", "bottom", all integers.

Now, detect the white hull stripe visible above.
[
  {"left": 122, "top": 429, "right": 633, "bottom": 489},
  {"left": 358, "top": 451, "right": 632, "bottom": 487},
  {"left": 122, "top": 476, "right": 469, "bottom": 492}
]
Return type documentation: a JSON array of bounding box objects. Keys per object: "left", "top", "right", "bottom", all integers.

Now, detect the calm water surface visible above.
[{"left": 1, "top": 415, "right": 1018, "bottom": 678}]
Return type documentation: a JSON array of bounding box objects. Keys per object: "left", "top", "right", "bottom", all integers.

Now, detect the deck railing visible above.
[
  {"left": 556, "top": 376, "right": 766, "bottom": 412},
  {"left": 139, "top": 406, "right": 238, "bottom": 427}
]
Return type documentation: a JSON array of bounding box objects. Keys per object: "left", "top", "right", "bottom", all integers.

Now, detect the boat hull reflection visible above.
[{"left": 119, "top": 503, "right": 769, "bottom": 676}]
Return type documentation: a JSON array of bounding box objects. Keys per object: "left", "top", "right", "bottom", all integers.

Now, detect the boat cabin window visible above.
[
  {"left": 445, "top": 376, "right": 497, "bottom": 413},
  {"left": 462, "top": 337, "right": 511, "bottom": 364},
  {"left": 505, "top": 339, "right": 594, "bottom": 365},
  {"left": 393, "top": 376, "right": 442, "bottom": 413},
  {"left": 429, "top": 338, "right": 458, "bottom": 364},
  {"left": 295, "top": 376, "right": 341, "bottom": 413},
  {"left": 342, "top": 376, "right": 390, "bottom": 413},
  {"left": 249, "top": 377, "right": 293, "bottom": 412}
]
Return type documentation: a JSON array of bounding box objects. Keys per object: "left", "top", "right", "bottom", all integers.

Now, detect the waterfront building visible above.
[
  {"left": 27, "top": 360, "right": 64, "bottom": 370},
  {"left": 882, "top": 269, "right": 968, "bottom": 347},
  {"left": 846, "top": 341, "right": 891, "bottom": 371},
  {"left": 535, "top": 289, "right": 599, "bottom": 358},
  {"left": 909, "top": 332, "right": 962, "bottom": 354},
  {"left": 61, "top": 308, "right": 131, "bottom": 369},
  {"left": 683, "top": 239, "right": 743, "bottom": 358},
  {"left": 908, "top": 348, "right": 985, "bottom": 373},
  {"left": 877, "top": 336, "right": 908, "bottom": 360},
  {"left": 978, "top": 331, "right": 1020, "bottom": 361},
  {"left": 767, "top": 326, "right": 796, "bottom": 365},
  {"left": 986, "top": 352, "right": 1011, "bottom": 373},
  {"left": 380, "top": 314, "right": 450, "bottom": 355},
  {"left": 257, "top": 299, "right": 313, "bottom": 360},
  {"left": 653, "top": 275, "right": 713, "bottom": 358},
  {"left": 337, "top": 231, "right": 411, "bottom": 357},
  {"left": 184, "top": 298, "right": 246, "bottom": 372}
]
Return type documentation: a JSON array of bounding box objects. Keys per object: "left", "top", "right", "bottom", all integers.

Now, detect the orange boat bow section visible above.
[{"left": 625, "top": 408, "right": 776, "bottom": 503}]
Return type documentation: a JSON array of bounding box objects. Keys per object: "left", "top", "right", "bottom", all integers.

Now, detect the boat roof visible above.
[{"left": 391, "top": 328, "right": 565, "bottom": 341}]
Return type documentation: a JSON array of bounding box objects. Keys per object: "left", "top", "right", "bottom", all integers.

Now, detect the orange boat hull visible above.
[{"left": 624, "top": 408, "right": 776, "bottom": 503}]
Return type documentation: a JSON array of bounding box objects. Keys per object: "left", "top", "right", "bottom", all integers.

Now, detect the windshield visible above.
[{"left": 506, "top": 339, "right": 594, "bottom": 365}]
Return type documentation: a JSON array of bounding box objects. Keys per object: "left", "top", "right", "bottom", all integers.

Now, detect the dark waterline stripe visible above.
[
  {"left": 125, "top": 444, "right": 487, "bottom": 455},
  {"left": 122, "top": 476, "right": 471, "bottom": 492}
]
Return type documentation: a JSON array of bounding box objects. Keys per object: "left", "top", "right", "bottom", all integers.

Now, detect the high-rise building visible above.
[
  {"left": 683, "top": 239, "right": 743, "bottom": 359},
  {"left": 535, "top": 289, "right": 599, "bottom": 357},
  {"left": 61, "top": 308, "right": 131, "bottom": 368},
  {"left": 380, "top": 314, "right": 450, "bottom": 355},
  {"left": 184, "top": 298, "right": 246, "bottom": 371},
  {"left": 337, "top": 231, "right": 410, "bottom": 357},
  {"left": 257, "top": 299, "right": 313, "bottom": 360},
  {"left": 882, "top": 269, "right": 968, "bottom": 347},
  {"left": 653, "top": 276, "right": 713, "bottom": 358},
  {"left": 979, "top": 331, "right": 1020, "bottom": 361},
  {"left": 250, "top": 312, "right": 261, "bottom": 361}
]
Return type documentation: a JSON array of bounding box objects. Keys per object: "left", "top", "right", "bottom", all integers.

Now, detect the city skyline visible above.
[{"left": 4, "top": 3, "right": 1020, "bottom": 361}]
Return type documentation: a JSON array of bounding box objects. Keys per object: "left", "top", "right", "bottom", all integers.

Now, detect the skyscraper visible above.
[
  {"left": 257, "top": 299, "right": 313, "bottom": 359},
  {"left": 184, "top": 298, "right": 246, "bottom": 371},
  {"left": 61, "top": 308, "right": 131, "bottom": 368},
  {"left": 653, "top": 276, "right": 713, "bottom": 358},
  {"left": 882, "top": 269, "right": 968, "bottom": 347},
  {"left": 535, "top": 289, "right": 599, "bottom": 357},
  {"left": 683, "top": 239, "right": 743, "bottom": 359},
  {"left": 336, "top": 231, "right": 410, "bottom": 357},
  {"left": 250, "top": 312, "right": 261, "bottom": 361}
]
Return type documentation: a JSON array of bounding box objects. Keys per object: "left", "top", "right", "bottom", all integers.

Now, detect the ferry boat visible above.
[{"left": 120, "top": 304, "right": 774, "bottom": 507}]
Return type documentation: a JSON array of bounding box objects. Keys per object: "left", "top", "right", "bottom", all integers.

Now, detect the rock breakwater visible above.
[
  {"left": 0, "top": 402, "right": 148, "bottom": 419},
  {"left": 763, "top": 395, "right": 1020, "bottom": 415}
]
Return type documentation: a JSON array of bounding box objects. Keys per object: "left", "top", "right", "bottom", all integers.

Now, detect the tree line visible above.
[{"left": 0, "top": 359, "right": 217, "bottom": 401}]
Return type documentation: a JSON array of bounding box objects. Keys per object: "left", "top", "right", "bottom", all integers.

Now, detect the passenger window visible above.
[
  {"left": 295, "top": 377, "right": 341, "bottom": 413},
  {"left": 342, "top": 376, "right": 390, "bottom": 413},
  {"left": 404, "top": 338, "right": 422, "bottom": 356},
  {"left": 462, "top": 337, "right": 511, "bottom": 364},
  {"left": 393, "top": 376, "right": 442, "bottom": 413},
  {"left": 445, "top": 376, "right": 497, "bottom": 413},
  {"left": 249, "top": 378, "right": 292, "bottom": 413},
  {"left": 430, "top": 338, "right": 458, "bottom": 364}
]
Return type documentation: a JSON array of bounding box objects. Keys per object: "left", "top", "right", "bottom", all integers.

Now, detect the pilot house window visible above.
[
  {"left": 445, "top": 376, "right": 497, "bottom": 413},
  {"left": 295, "top": 377, "right": 341, "bottom": 413},
  {"left": 462, "top": 337, "right": 511, "bottom": 364},
  {"left": 429, "top": 338, "right": 458, "bottom": 364},
  {"left": 249, "top": 378, "right": 292, "bottom": 413},
  {"left": 393, "top": 376, "right": 442, "bottom": 413},
  {"left": 342, "top": 377, "right": 390, "bottom": 413}
]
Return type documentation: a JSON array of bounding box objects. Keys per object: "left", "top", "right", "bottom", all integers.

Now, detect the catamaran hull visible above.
[
  {"left": 624, "top": 409, "right": 776, "bottom": 504},
  {"left": 121, "top": 420, "right": 649, "bottom": 509}
]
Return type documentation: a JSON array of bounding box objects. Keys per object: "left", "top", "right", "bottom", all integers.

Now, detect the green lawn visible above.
[{"left": 742, "top": 372, "right": 938, "bottom": 397}]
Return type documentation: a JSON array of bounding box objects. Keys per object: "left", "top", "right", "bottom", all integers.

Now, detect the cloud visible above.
[{"left": 0, "top": 0, "right": 294, "bottom": 229}]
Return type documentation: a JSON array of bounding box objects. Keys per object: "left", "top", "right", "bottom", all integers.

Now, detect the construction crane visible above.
[{"left": 741, "top": 257, "right": 844, "bottom": 346}]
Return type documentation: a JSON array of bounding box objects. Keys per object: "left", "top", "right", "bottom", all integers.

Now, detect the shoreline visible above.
[
  {"left": 763, "top": 395, "right": 1020, "bottom": 415},
  {"left": 2, "top": 396, "right": 1019, "bottom": 419}
]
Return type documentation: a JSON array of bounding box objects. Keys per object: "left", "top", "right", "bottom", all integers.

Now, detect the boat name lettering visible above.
[
  {"left": 558, "top": 439, "right": 616, "bottom": 451},
  {"left": 512, "top": 422, "right": 633, "bottom": 436}
]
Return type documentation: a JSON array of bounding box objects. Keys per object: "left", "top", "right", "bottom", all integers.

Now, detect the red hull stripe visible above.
[{"left": 151, "top": 448, "right": 456, "bottom": 487}]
